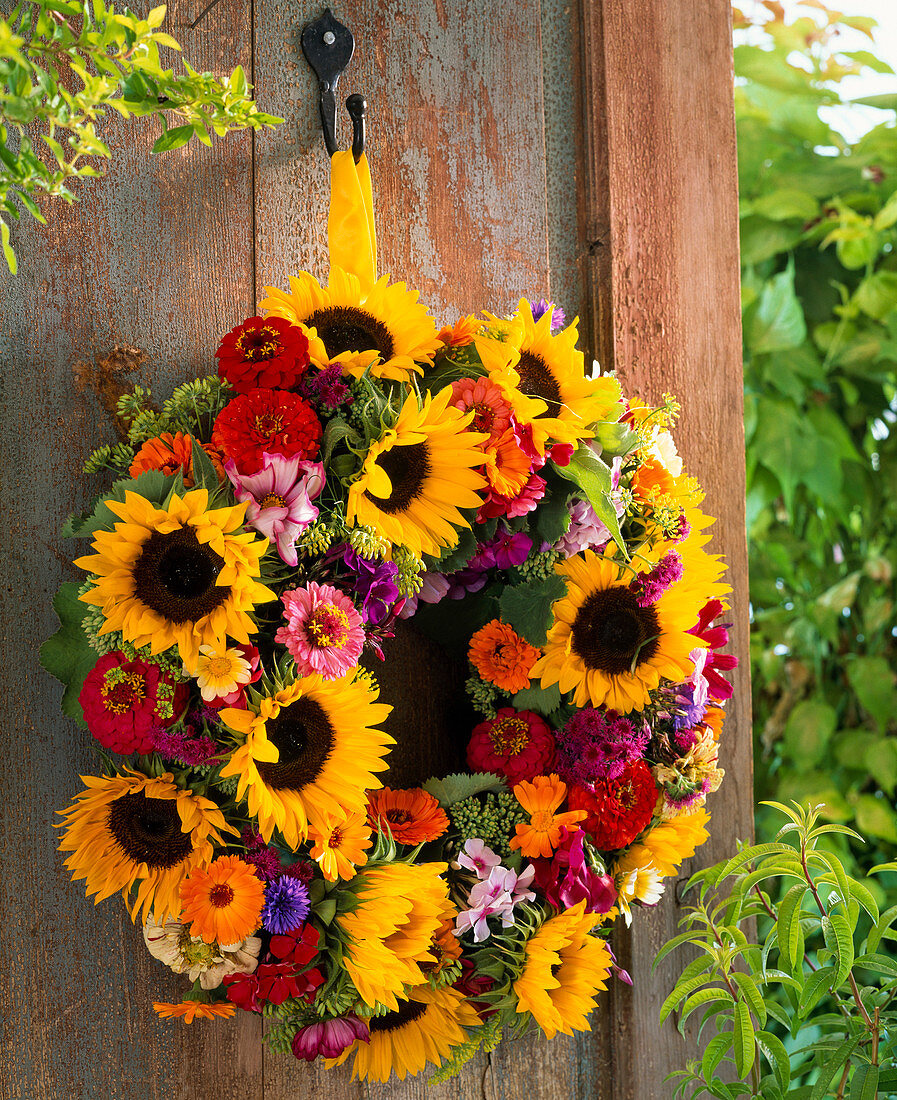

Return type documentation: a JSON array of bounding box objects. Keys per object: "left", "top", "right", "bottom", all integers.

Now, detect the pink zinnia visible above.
[
  {"left": 226, "top": 451, "right": 325, "bottom": 567},
  {"left": 449, "top": 376, "right": 513, "bottom": 447},
  {"left": 275, "top": 583, "right": 365, "bottom": 678}
]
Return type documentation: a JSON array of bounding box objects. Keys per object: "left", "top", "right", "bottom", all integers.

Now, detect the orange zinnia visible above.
[
  {"left": 484, "top": 429, "right": 532, "bottom": 498},
  {"left": 366, "top": 786, "right": 449, "bottom": 845},
  {"left": 468, "top": 620, "right": 541, "bottom": 693},
  {"left": 130, "top": 431, "right": 194, "bottom": 483},
  {"left": 179, "top": 855, "right": 265, "bottom": 945},
  {"left": 437, "top": 315, "right": 481, "bottom": 348},
  {"left": 308, "top": 811, "right": 372, "bottom": 881},
  {"left": 152, "top": 1000, "right": 236, "bottom": 1023},
  {"left": 510, "top": 774, "right": 587, "bottom": 858}
]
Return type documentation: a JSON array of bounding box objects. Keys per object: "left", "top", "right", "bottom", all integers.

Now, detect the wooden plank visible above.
[
  {"left": 0, "top": 3, "right": 260, "bottom": 1097},
  {"left": 577, "top": 1, "right": 752, "bottom": 1096}
]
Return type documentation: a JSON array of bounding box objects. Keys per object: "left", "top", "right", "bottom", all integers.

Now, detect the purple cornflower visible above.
[
  {"left": 261, "top": 877, "right": 311, "bottom": 934},
  {"left": 555, "top": 708, "right": 651, "bottom": 786},
  {"left": 632, "top": 551, "right": 684, "bottom": 606},
  {"left": 530, "top": 298, "right": 566, "bottom": 331}
]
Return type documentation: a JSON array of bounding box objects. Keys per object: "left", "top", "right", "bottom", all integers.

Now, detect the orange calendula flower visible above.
[
  {"left": 484, "top": 428, "right": 532, "bottom": 498},
  {"left": 179, "top": 855, "right": 265, "bottom": 945},
  {"left": 510, "top": 774, "right": 586, "bottom": 858},
  {"left": 366, "top": 786, "right": 450, "bottom": 845},
  {"left": 153, "top": 1000, "right": 236, "bottom": 1023},
  {"left": 129, "top": 431, "right": 194, "bottom": 483},
  {"left": 437, "top": 315, "right": 481, "bottom": 347},
  {"left": 468, "top": 619, "right": 541, "bottom": 694},
  {"left": 308, "top": 811, "right": 372, "bottom": 882}
]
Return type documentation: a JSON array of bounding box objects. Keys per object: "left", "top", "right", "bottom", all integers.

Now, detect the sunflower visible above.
[
  {"left": 57, "top": 770, "right": 237, "bottom": 923},
  {"left": 259, "top": 266, "right": 441, "bottom": 382},
  {"left": 179, "top": 855, "right": 266, "bottom": 944},
  {"left": 476, "top": 300, "right": 622, "bottom": 453},
  {"left": 153, "top": 1000, "right": 236, "bottom": 1023},
  {"left": 337, "top": 861, "right": 450, "bottom": 1009},
  {"left": 74, "top": 489, "right": 275, "bottom": 671},
  {"left": 326, "top": 983, "right": 479, "bottom": 1082},
  {"left": 531, "top": 549, "right": 704, "bottom": 712},
  {"left": 346, "top": 387, "right": 488, "bottom": 557},
  {"left": 513, "top": 901, "right": 612, "bottom": 1039},
  {"left": 218, "top": 670, "right": 393, "bottom": 847}
]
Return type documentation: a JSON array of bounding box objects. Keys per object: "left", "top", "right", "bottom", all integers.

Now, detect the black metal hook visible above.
[{"left": 301, "top": 9, "right": 367, "bottom": 162}]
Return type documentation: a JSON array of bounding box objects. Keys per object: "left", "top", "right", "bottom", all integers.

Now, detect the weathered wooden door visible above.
[{"left": 0, "top": 0, "right": 749, "bottom": 1097}]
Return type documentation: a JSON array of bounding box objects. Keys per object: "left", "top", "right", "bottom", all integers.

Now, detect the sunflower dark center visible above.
[
  {"left": 368, "top": 999, "right": 429, "bottom": 1032},
  {"left": 133, "top": 526, "right": 230, "bottom": 624},
  {"left": 257, "top": 698, "right": 335, "bottom": 792},
  {"left": 363, "top": 442, "right": 431, "bottom": 515},
  {"left": 306, "top": 306, "right": 395, "bottom": 362},
  {"left": 570, "top": 588, "right": 661, "bottom": 675},
  {"left": 108, "top": 791, "right": 193, "bottom": 868},
  {"left": 515, "top": 350, "right": 563, "bottom": 412}
]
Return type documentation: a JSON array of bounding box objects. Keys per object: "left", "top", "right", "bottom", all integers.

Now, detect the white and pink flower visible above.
[
  {"left": 226, "top": 451, "right": 325, "bottom": 567},
  {"left": 275, "top": 582, "right": 365, "bottom": 679}
]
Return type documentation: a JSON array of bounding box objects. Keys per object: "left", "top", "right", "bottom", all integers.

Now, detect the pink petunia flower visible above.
[
  {"left": 275, "top": 583, "right": 365, "bottom": 679},
  {"left": 226, "top": 451, "right": 325, "bottom": 567}
]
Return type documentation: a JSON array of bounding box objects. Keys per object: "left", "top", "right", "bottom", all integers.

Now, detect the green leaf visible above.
[
  {"left": 849, "top": 1063, "right": 879, "bottom": 1100},
  {"left": 854, "top": 272, "right": 897, "bottom": 322},
  {"left": 151, "top": 123, "right": 194, "bottom": 153},
  {"left": 854, "top": 795, "right": 897, "bottom": 845},
  {"left": 808, "top": 1036, "right": 862, "bottom": 1100},
  {"left": 732, "top": 972, "right": 767, "bottom": 1027},
  {"left": 847, "top": 657, "right": 897, "bottom": 733},
  {"left": 873, "top": 190, "right": 897, "bottom": 230},
  {"left": 853, "top": 951, "right": 897, "bottom": 980},
  {"left": 777, "top": 882, "right": 809, "bottom": 973},
  {"left": 797, "top": 964, "right": 836, "bottom": 1017},
  {"left": 187, "top": 434, "right": 219, "bottom": 489},
  {"left": 853, "top": 93, "right": 897, "bottom": 111},
  {"left": 660, "top": 973, "right": 721, "bottom": 1025},
  {"left": 782, "top": 700, "right": 837, "bottom": 770},
  {"left": 421, "top": 772, "right": 504, "bottom": 808},
  {"left": 752, "top": 189, "right": 819, "bottom": 222},
  {"left": 747, "top": 264, "right": 807, "bottom": 354},
  {"left": 550, "top": 449, "right": 627, "bottom": 557},
  {"left": 38, "top": 582, "right": 97, "bottom": 725},
  {"left": 498, "top": 573, "right": 567, "bottom": 646},
  {"left": 755, "top": 1030, "right": 790, "bottom": 1093},
  {"left": 732, "top": 999, "right": 756, "bottom": 1079},
  {"left": 0, "top": 216, "right": 16, "bottom": 274},
  {"left": 590, "top": 419, "right": 639, "bottom": 458},
  {"left": 678, "top": 988, "right": 732, "bottom": 1030},
  {"left": 511, "top": 681, "right": 561, "bottom": 716},
  {"left": 533, "top": 482, "right": 571, "bottom": 545},
  {"left": 821, "top": 913, "right": 855, "bottom": 987},
  {"left": 62, "top": 470, "right": 178, "bottom": 539},
  {"left": 702, "top": 1031, "right": 734, "bottom": 1080}
]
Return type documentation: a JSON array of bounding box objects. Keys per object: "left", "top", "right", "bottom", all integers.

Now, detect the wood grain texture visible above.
[
  {"left": 577, "top": 1, "right": 752, "bottom": 1097},
  {"left": 0, "top": 3, "right": 261, "bottom": 1097}
]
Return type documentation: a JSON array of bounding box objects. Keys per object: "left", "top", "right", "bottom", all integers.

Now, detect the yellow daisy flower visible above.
[
  {"left": 337, "top": 861, "right": 450, "bottom": 1009},
  {"left": 327, "top": 983, "right": 480, "bottom": 1082},
  {"left": 476, "top": 299, "right": 622, "bottom": 453},
  {"left": 74, "top": 489, "right": 274, "bottom": 670},
  {"left": 530, "top": 549, "right": 704, "bottom": 712},
  {"left": 612, "top": 847, "right": 666, "bottom": 926},
  {"left": 514, "top": 901, "right": 612, "bottom": 1039},
  {"left": 193, "top": 643, "right": 253, "bottom": 702},
  {"left": 259, "top": 266, "right": 440, "bottom": 382},
  {"left": 57, "top": 770, "right": 237, "bottom": 924},
  {"left": 346, "top": 386, "right": 488, "bottom": 557},
  {"left": 218, "top": 670, "right": 393, "bottom": 847}
]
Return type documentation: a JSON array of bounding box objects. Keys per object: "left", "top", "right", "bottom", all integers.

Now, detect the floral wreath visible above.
[{"left": 43, "top": 148, "right": 735, "bottom": 1083}]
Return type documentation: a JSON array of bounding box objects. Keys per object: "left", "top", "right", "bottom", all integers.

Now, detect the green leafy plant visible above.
[
  {"left": 662, "top": 802, "right": 897, "bottom": 1099},
  {"left": 0, "top": 0, "right": 281, "bottom": 272},
  {"left": 737, "top": 3, "right": 897, "bottom": 887}
]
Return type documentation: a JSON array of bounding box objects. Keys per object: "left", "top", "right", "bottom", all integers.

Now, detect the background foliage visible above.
[
  {"left": 738, "top": 0, "right": 897, "bottom": 897},
  {"left": 0, "top": 0, "right": 280, "bottom": 273}
]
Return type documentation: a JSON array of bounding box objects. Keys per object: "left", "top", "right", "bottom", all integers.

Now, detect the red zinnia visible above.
[
  {"left": 212, "top": 388, "right": 322, "bottom": 475},
  {"left": 568, "top": 761, "right": 658, "bottom": 851},
  {"left": 78, "top": 651, "right": 186, "bottom": 754},
  {"left": 467, "top": 707, "right": 555, "bottom": 786},
  {"left": 217, "top": 316, "right": 310, "bottom": 392}
]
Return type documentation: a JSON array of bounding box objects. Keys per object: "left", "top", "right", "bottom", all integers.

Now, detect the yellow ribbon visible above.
[{"left": 327, "top": 150, "right": 377, "bottom": 291}]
